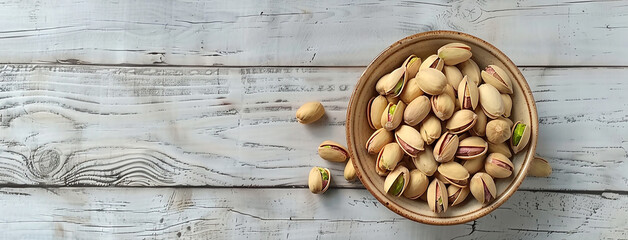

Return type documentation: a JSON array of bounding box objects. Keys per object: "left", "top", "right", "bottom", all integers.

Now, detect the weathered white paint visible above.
[
  {"left": 0, "top": 65, "right": 624, "bottom": 190},
  {"left": 0, "top": 188, "right": 624, "bottom": 239},
  {"left": 0, "top": 0, "right": 625, "bottom": 66}
]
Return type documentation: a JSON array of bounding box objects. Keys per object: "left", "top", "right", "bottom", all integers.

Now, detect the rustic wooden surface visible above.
[{"left": 0, "top": 0, "right": 626, "bottom": 239}]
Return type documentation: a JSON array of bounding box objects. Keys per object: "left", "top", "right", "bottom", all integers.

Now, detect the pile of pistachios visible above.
[{"left": 366, "top": 43, "right": 532, "bottom": 213}]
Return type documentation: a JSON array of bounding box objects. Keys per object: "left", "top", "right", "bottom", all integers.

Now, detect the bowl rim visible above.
[{"left": 346, "top": 30, "right": 538, "bottom": 225}]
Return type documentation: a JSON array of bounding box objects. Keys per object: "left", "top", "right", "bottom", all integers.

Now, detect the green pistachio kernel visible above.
[
  {"left": 408, "top": 57, "right": 419, "bottom": 66},
  {"left": 318, "top": 168, "right": 329, "bottom": 181},
  {"left": 389, "top": 104, "right": 397, "bottom": 115},
  {"left": 392, "top": 78, "right": 404, "bottom": 95},
  {"left": 512, "top": 123, "right": 526, "bottom": 146},
  {"left": 389, "top": 174, "right": 405, "bottom": 196},
  {"left": 323, "top": 146, "right": 331, "bottom": 149}
]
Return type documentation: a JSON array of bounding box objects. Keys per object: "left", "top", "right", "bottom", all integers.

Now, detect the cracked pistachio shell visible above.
[
  {"left": 456, "top": 136, "right": 488, "bottom": 160},
  {"left": 431, "top": 94, "right": 455, "bottom": 121},
  {"left": 485, "top": 153, "right": 514, "bottom": 178},
  {"left": 318, "top": 140, "right": 349, "bottom": 162},
  {"left": 481, "top": 65, "right": 513, "bottom": 94},
  {"left": 365, "top": 128, "right": 394, "bottom": 154},
  {"left": 488, "top": 141, "right": 512, "bottom": 158},
  {"left": 404, "top": 55, "right": 421, "bottom": 81},
  {"left": 395, "top": 125, "right": 425, "bottom": 157},
  {"left": 384, "top": 165, "right": 410, "bottom": 197},
  {"left": 403, "top": 169, "right": 429, "bottom": 199},
  {"left": 433, "top": 132, "right": 459, "bottom": 163},
  {"left": 419, "top": 115, "right": 442, "bottom": 145},
  {"left": 368, "top": 95, "right": 388, "bottom": 129},
  {"left": 308, "top": 167, "right": 331, "bottom": 194},
  {"left": 416, "top": 68, "right": 447, "bottom": 95},
  {"left": 446, "top": 109, "right": 477, "bottom": 134},
  {"left": 296, "top": 101, "right": 325, "bottom": 124},
  {"left": 460, "top": 155, "right": 485, "bottom": 174},
  {"left": 529, "top": 156, "right": 552, "bottom": 177},
  {"left": 510, "top": 121, "right": 531, "bottom": 154},
  {"left": 412, "top": 146, "right": 438, "bottom": 176},
  {"left": 443, "top": 65, "right": 463, "bottom": 91},
  {"left": 419, "top": 54, "right": 445, "bottom": 71},
  {"left": 377, "top": 143, "right": 404, "bottom": 172},
  {"left": 448, "top": 185, "right": 470, "bottom": 206},
  {"left": 501, "top": 94, "right": 512, "bottom": 118},
  {"left": 438, "top": 161, "right": 470, "bottom": 188},
  {"left": 403, "top": 96, "right": 431, "bottom": 126},
  {"left": 380, "top": 100, "right": 406, "bottom": 131},
  {"left": 458, "top": 75, "right": 479, "bottom": 110},
  {"left": 400, "top": 77, "right": 424, "bottom": 104},
  {"left": 376, "top": 66, "right": 406, "bottom": 97},
  {"left": 470, "top": 172, "right": 497, "bottom": 204},
  {"left": 478, "top": 84, "right": 505, "bottom": 119},
  {"left": 470, "top": 107, "right": 488, "bottom": 136},
  {"left": 433, "top": 170, "right": 448, "bottom": 183},
  {"left": 344, "top": 158, "right": 357, "bottom": 182},
  {"left": 427, "top": 179, "right": 448, "bottom": 213},
  {"left": 457, "top": 59, "right": 481, "bottom": 86},
  {"left": 486, "top": 119, "right": 512, "bottom": 144},
  {"left": 438, "top": 43, "right": 472, "bottom": 66}
]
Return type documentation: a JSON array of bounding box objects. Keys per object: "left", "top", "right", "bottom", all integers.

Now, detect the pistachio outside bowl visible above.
[{"left": 346, "top": 31, "right": 538, "bottom": 225}]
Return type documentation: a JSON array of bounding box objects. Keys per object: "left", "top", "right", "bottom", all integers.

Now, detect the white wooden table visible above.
[{"left": 0, "top": 1, "right": 626, "bottom": 239}]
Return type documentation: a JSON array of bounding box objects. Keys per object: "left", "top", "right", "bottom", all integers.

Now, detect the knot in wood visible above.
[{"left": 29, "top": 148, "right": 63, "bottom": 178}]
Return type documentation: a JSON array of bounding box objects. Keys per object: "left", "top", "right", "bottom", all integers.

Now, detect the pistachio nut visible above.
[
  {"left": 457, "top": 59, "right": 481, "bottom": 86},
  {"left": 384, "top": 165, "right": 410, "bottom": 197},
  {"left": 404, "top": 55, "right": 421, "bottom": 81},
  {"left": 481, "top": 65, "right": 513, "bottom": 94},
  {"left": 377, "top": 143, "right": 404, "bottom": 172},
  {"left": 457, "top": 75, "right": 479, "bottom": 110},
  {"left": 447, "top": 185, "right": 470, "bottom": 206},
  {"left": 510, "top": 121, "right": 531, "bottom": 154},
  {"left": 529, "top": 156, "right": 552, "bottom": 177},
  {"left": 419, "top": 115, "right": 442, "bottom": 145},
  {"left": 459, "top": 155, "right": 485, "bottom": 174},
  {"left": 318, "top": 141, "right": 349, "bottom": 162},
  {"left": 433, "top": 170, "right": 448, "bottom": 183},
  {"left": 366, "top": 128, "right": 394, "bottom": 154},
  {"left": 403, "top": 169, "right": 429, "bottom": 199},
  {"left": 478, "top": 84, "right": 505, "bottom": 119},
  {"left": 443, "top": 65, "right": 463, "bottom": 91},
  {"left": 437, "top": 161, "right": 470, "bottom": 188},
  {"left": 456, "top": 136, "right": 488, "bottom": 160},
  {"left": 444, "top": 83, "right": 457, "bottom": 102},
  {"left": 419, "top": 54, "right": 445, "bottom": 71},
  {"left": 344, "top": 158, "right": 357, "bottom": 182},
  {"left": 470, "top": 172, "right": 497, "bottom": 204},
  {"left": 438, "top": 43, "right": 472, "bottom": 66},
  {"left": 431, "top": 94, "right": 455, "bottom": 121},
  {"left": 446, "top": 109, "right": 477, "bottom": 134},
  {"left": 427, "top": 179, "right": 448, "bottom": 213},
  {"left": 488, "top": 141, "right": 512, "bottom": 158},
  {"left": 395, "top": 125, "right": 425, "bottom": 157},
  {"left": 376, "top": 66, "right": 406, "bottom": 97},
  {"left": 498, "top": 116, "right": 514, "bottom": 128},
  {"left": 416, "top": 69, "right": 446, "bottom": 96},
  {"left": 433, "top": 132, "right": 459, "bottom": 163},
  {"left": 486, "top": 119, "right": 512, "bottom": 144},
  {"left": 368, "top": 95, "right": 388, "bottom": 129},
  {"left": 412, "top": 146, "right": 438, "bottom": 176},
  {"left": 308, "top": 167, "right": 331, "bottom": 194},
  {"left": 501, "top": 94, "right": 512, "bottom": 118},
  {"left": 400, "top": 77, "right": 424, "bottom": 104},
  {"left": 403, "top": 96, "right": 431, "bottom": 126},
  {"left": 485, "top": 153, "right": 514, "bottom": 178},
  {"left": 296, "top": 101, "right": 325, "bottom": 124},
  {"left": 470, "top": 107, "right": 488, "bottom": 136},
  {"left": 380, "top": 100, "right": 406, "bottom": 131}
]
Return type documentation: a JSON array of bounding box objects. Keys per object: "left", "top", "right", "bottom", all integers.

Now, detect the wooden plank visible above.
[
  {"left": 0, "top": 0, "right": 626, "bottom": 66},
  {"left": 0, "top": 65, "right": 625, "bottom": 190},
  {"left": 0, "top": 188, "right": 624, "bottom": 239}
]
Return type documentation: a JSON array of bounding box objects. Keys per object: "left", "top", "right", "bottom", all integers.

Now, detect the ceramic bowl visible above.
[{"left": 346, "top": 31, "right": 538, "bottom": 225}]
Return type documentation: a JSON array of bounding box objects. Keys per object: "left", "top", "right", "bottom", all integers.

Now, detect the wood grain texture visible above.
[
  {"left": 0, "top": 65, "right": 625, "bottom": 191},
  {"left": 0, "top": 0, "right": 626, "bottom": 66},
  {"left": 0, "top": 188, "right": 624, "bottom": 239}
]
